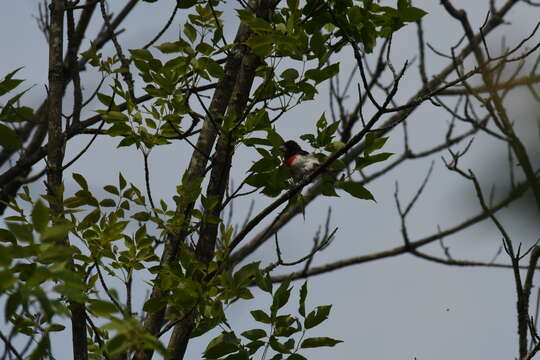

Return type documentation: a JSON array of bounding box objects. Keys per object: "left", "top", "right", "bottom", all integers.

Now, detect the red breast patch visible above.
[{"left": 285, "top": 154, "right": 298, "bottom": 167}]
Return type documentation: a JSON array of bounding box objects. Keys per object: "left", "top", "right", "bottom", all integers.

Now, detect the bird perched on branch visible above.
[{"left": 280, "top": 140, "right": 321, "bottom": 180}]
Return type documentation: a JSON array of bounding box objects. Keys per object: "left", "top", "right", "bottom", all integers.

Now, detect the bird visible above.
[{"left": 280, "top": 140, "right": 321, "bottom": 180}]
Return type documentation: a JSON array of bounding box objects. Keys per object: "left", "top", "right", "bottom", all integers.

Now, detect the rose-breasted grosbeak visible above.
[{"left": 280, "top": 140, "right": 320, "bottom": 180}]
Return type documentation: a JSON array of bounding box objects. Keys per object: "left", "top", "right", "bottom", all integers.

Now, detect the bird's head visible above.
[{"left": 279, "top": 140, "right": 303, "bottom": 159}]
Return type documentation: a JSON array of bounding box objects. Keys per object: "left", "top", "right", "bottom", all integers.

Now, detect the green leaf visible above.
[
  {"left": 364, "top": 133, "right": 388, "bottom": 155},
  {"left": 243, "top": 110, "right": 270, "bottom": 133},
  {"left": 72, "top": 173, "right": 88, "bottom": 190},
  {"left": 245, "top": 173, "right": 266, "bottom": 188},
  {"left": 46, "top": 324, "right": 66, "bottom": 332},
  {"left": 245, "top": 38, "right": 274, "bottom": 57},
  {"left": 106, "top": 334, "right": 128, "bottom": 354},
  {"left": 339, "top": 181, "right": 374, "bottom": 201},
  {"left": 237, "top": 9, "right": 273, "bottom": 32},
  {"left": 287, "top": 0, "right": 299, "bottom": 10},
  {"left": 287, "top": 354, "right": 307, "bottom": 360},
  {"left": 100, "top": 198, "right": 116, "bottom": 207},
  {"left": 251, "top": 310, "right": 271, "bottom": 324},
  {"left": 355, "top": 152, "right": 393, "bottom": 170},
  {"left": 324, "top": 122, "right": 340, "bottom": 137},
  {"left": 170, "top": 277, "right": 201, "bottom": 308},
  {"left": 281, "top": 68, "right": 299, "bottom": 80},
  {"left": 398, "top": 0, "right": 408, "bottom": 10},
  {"left": 317, "top": 121, "right": 339, "bottom": 147},
  {"left": 0, "top": 123, "right": 21, "bottom": 150},
  {"left": 400, "top": 7, "right": 428, "bottom": 22},
  {"left": 31, "top": 200, "right": 50, "bottom": 233},
  {"left": 204, "top": 332, "right": 240, "bottom": 359},
  {"left": 0, "top": 68, "right": 24, "bottom": 96},
  {"left": 0, "top": 270, "right": 16, "bottom": 290},
  {"left": 132, "top": 211, "right": 150, "bottom": 221},
  {"left": 177, "top": 0, "right": 197, "bottom": 8},
  {"left": 316, "top": 113, "right": 327, "bottom": 129},
  {"left": 156, "top": 41, "right": 185, "bottom": 53},
  {"left": 89, "top": 299, "right": 120, "bottom": 315},
  {"left": 0, "top": 229, "right": 16, "bottom": 243},
  {"left": 298, "top": 281, "right": 307, "bottom": 317},
  {"left": 271, "top": 278, "right": 291, "bottom": 316},
  {"left": 79, "top": 209, "right": 101, "bottom": 230},
  {"left": 102, "top": 111, "right": 128, "bottom": 122},
  {"left": 97, "top": 93, "right": 115, "bottom": 107},
  {"left": 80, "top": 43, "right": 101, "bottom": 66},
  {"left": 305, "top": 63, "right": 339, "bottom": 84},
  {"left": 241, "top": 329, "right": 266, "bottom": 341},
  {"left": 184, "top": 23, "right": 197, "bottom": 43},
  {"left": 7, "top": 222, "right": 33, "bottom": 243},
  {"left": 292, "top": 79, "right": 316, "bottom": 100},
  {"left": 249, "top": 156, "right": 280, "bottom": 173},
  {"left": 143, "top": 296, "right": 168, "bottom": 312},
  {"left": 246, "top": 340, "right": 265, "bottom": 354},
  {"left": 321, "top": 181, "right": 339, "bottom": 197},
  {"left": 41, "top": 224, "right": 71, "bottom": 243},
  {"left": 370, "top": 152, "right": 393, "bottom": 163},
  {"left": 255, "top": 270, "right": 273, "bottom": 294},
  {"left": 269, "top": 336, "right": 292, "bottom": 354},
  {"left": 267, "top": 129, "right": 284, "bottom": 148},
  {"left": 103, "top": 185, "right": 120, "bottom": 195},
  {"left": 107, "top": 122, "right": 131, "bottom": 137},
  {"left": 129, "top": 49, "right": 154, "bottom": 61},
  {"left": 0, "top": 103, "right": 33, "bottom": 123},
  {"left": 4, "top": 216, "right": 25, "bottom": 222},
  {"left": 310, "top": 29, "right": 328, "bottom": 63},
  {"left": 233, "top": 262, "right": 260, "bottom": 288},
  {"left": 5, "top": 291, "right": 21, "bottom": 319},
  {"left": 119, "top": 173, "right": 127, "bottom": 189},
  {"left": 192, "top": 318, "right": 222, "bottom": 338},
  {"left": 199, "top": 57, "right": 225, "bottom": 78},
  {"left": 304, "top": 305, "right": 331, "bottom": 329},
  {"left": 201, "top": 195, "right": 219, "bottom": 211},
  {"left": 300, "top": 337, "right": 343, "bottom": 348},
  {"left": 196, "top": 42, "right": 215, "bottom": 56},
  {"left": 274, "top": 324, "right": 300, "bottom": 338}
]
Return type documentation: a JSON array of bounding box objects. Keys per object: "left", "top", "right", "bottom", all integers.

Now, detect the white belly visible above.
[{"left": 290, "top": 155, "right": 320, "bottom": 179}]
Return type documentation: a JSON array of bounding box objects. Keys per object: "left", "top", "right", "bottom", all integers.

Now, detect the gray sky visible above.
[{"left": 2, "top": 0, "right": 540, "bottom": 359}]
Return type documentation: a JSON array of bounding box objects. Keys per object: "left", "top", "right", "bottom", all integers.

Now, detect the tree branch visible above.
[{"left": 271, "top": 177, "right": 530, "bottom": 282}]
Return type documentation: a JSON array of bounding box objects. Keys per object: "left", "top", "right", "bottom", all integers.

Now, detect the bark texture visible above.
[{"left": 47, "top": 2, "right": 88, "bottom": 359}]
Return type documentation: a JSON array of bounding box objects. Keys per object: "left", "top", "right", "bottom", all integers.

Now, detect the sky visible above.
[{"left": 1, "top": 0, "right": 540, "bottom": 359}]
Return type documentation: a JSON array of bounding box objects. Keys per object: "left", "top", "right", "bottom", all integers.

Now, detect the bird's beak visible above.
[{"left": 279, "top": 144, "right": 286, "bottom": 152}]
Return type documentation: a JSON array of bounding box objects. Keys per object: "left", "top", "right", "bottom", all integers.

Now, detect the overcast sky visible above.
[{"left": 2, "top": 1, "right": 540, "bottom": 359}]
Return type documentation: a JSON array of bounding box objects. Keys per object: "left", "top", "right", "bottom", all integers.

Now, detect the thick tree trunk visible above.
[
  {"left": 136, "top": 1, "right": 275, "bottom": 359},
  {"left": 47, "top": 1, "right": 88, "bottom": 359}
]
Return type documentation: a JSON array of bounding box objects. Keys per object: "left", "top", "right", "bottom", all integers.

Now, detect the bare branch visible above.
[{"left": 271, "top": 176, "right": 531, "bottom": 282}]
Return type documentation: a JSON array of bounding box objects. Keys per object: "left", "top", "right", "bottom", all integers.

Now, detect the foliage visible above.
[
  {"left": 3, "top": 0, "right": 540, "bottom": 357},
  {"left": 19, "top": 0, "right": 537, "bottom": 359}
]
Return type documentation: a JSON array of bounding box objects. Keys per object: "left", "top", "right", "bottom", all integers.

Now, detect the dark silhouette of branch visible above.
[
  {"left": 143, "top": 2, "right": 178, "bottom": 49},
  {"left": 0, "top": 329, "right": 23, "bottom": 360},
  {"left": 271, "top": 176, "right": 531, "bottom": 282},
  {"left": 438, "top": 74, "right": 540, "bottom": 95},
  {"left": 99, "top": 0, "right": 135, "bottom": 97},
  {"left": 441, "top": 0, "right": 540, "bottom": 213},
  {"left": 227, "top": 0, "right": 525, "bottom": 270},
  {"left": 228, "top": 63, "right": 407, "bottom": 257},
  {"left": 0, "top": 0, "right": 141, "bottom": 213},
  {"left": 143, "top": 152, "right": 156, "bottom": 210}
]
